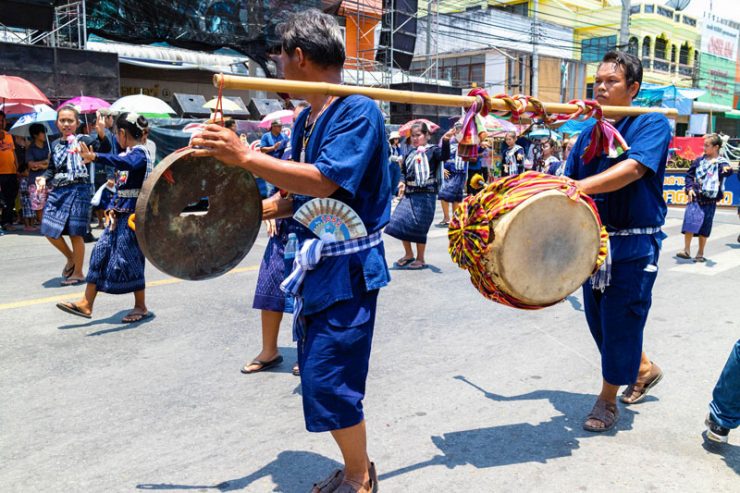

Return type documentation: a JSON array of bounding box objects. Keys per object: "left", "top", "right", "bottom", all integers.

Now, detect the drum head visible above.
[
  {"left": 135, "top": 148, "right": 262, "bottom": 280},
  {"left": 487, "top": 190, "right": 601, "bottom": 306}
]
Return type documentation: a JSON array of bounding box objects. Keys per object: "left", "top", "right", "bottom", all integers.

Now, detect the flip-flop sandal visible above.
[
  {"left": 676, "top": 251, "right": 691, "bottom": 260},
  {"left": 435, "top": 221, "right": 450, "bottom": 228},
  {"left": 292, "top": 362, "right": 300, "bottom": 376},
  {"left": 394, "top": 257, "right": 415, "bottom": 268},
  {"left": 62, "top": 264, "right": 75, "bottom": 278},
  {"left": 583, "top": 399, "right": 619, "bottom": 432},
  {"left": 61, "top": 278, "right": 85, "bottom": 286},
  {"left": 56, "top": 302, "right": 92, "bottom": 319},
  {"left": 694, "top": 256, "right": 706, "bottom": 263},
  {"left": 122, "top": 312, "right": 153, "bottom": 324},
  {"left": 406, "top": 261, "right": 427, "bottom": 270},
  {"left": 620, "top": 364, "right": 663, "bottom": 404},
  {"left": 240, "top": 355, "right": 284, "bottom": 374}
]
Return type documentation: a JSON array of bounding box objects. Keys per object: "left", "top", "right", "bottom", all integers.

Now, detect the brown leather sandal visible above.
[
  {"left": 620, "top": 363, "right": 663, "bottom": 405},
  {"left": 310, "top": 469, "right": 343, "bottom": 493},
  {"left": 583, "top": 399, "right": 619, "bottom": 432}
]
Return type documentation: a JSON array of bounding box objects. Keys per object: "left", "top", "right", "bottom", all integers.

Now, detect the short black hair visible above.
[
  {"left": 276, "top": 9, "right": 345, "bottom": 68},
  {"left": 29, "top": 123, "right": 46, "bottom": 137},
  {"left": 224, "top": 118, "right": 236, "bottom": 130},
  {"left": 600, "top": 50, "right": 643, "bottom": 92},
  {"left": 410, "top": 122, "right": 431, "bottom": 135},
  {"left": 705, "top": 133, "right": 723, "bottom": 148},
  {"left": 57, "top": 105, "right": 80, "bottom": 121}
]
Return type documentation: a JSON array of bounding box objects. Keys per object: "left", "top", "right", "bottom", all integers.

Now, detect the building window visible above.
[
  {"left": 645, "top": 4, "right": 655, "bottom": 14},
  {"left": 581, "top": 35, "right": 617, "bottom": 62},
  {"left": 627, "top": 37, "right": 639, "bottom": 56},
  {"left": 679, "top": 43, "right": 690, "bottom": 65},
  {"left": 630, "top": 5, "right": 641, "bottom": 14},
  {"left": 642, "top": 37, "right": 651, "bottom": 58},
  {"left": 586, "top": 83, "right": 594, "bottom": 99},
  {"left": 670, "top": 45, "right": 676, "bottom": 63},
  {"left": 492, "top": 2, "right": 529, "bottom": 17},
  {"left": 682, "top": 16, "right": 696, "bottom": 27},
  {"left": 655, "top": 37, "right": 667, "bottom": 60},
  {"left": 657, "top": 7, "right": 673, "bottom": 19}
]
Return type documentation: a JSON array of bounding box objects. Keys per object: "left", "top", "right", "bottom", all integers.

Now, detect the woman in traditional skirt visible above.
[
  {"left": 677, "top": 133, "right": 734, "bottom": 262},
  {"left": 56, "top": 112, "right": 153, "bottom": 323},
  {"left": 437, "top": 133, "right": 467, "bottom": 227},
  {"left": 502, "top": 131, "right": 526, "bottom": 176},
  {"left": 542, "top": 138, "right": 564, "bottom": 176},
  {"left": 385, "top": 123, "right": 452, "bottom": 270},
  {"left": 37, "top": 106, "right": 94, "bottom": 285}
]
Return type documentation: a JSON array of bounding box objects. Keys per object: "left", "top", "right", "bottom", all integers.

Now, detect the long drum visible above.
[
  {"left": 449, "top": 172, "right": 607, "bottom": 309},
  {"left": 135, "top": 148, "right": 262, "bottom": 280}
]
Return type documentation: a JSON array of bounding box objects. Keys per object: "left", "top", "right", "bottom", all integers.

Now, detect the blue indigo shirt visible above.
[
  {"left": 290, "top": 95, "right": 391, "bottom": 315},
  {"left": 260, "top": 131, "right": 288, "bottom": 159},
  {"left": 566, "top": 112, "right": 672, "bottom": 262},
  {"left": 93, "top": 145, "right": 152, "bottom": 213}
]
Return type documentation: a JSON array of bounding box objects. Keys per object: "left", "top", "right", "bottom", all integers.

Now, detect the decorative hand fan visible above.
[{"left": 293, "top": 198, "right": 367, "bottom": 242}]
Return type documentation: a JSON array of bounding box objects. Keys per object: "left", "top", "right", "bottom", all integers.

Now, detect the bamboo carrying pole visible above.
[{"left": 214, "top": 74, "right": 679, "bottom": 119}]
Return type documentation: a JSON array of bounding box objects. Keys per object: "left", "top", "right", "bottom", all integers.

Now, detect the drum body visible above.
[
  {"left": 449, "top": 172, "right": 607, "bottom": 309},
  {"left": 483, "top": 190, "right": 601, "bottom": 306},
  {"left": 135, "top": 148, "right": 262, "bottom": 280}
]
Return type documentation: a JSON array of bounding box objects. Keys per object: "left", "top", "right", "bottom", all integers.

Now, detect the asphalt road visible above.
[{"left": 1, "top": 206, "right": 738, "bottom": 492}]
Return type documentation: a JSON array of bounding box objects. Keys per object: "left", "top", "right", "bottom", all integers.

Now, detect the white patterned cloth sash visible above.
[
  {"left": 54, "top": 135, "right": 87, "bottom": 181},
  {"left": 696, "top": 157, "right": 722, "bottom": 198},
  {"left": 410, "top": 145, "right": 431, "bottom": 185},
  {"left": 280, "top": 230, "right": 383, "bottom": 341},
  {"left": 590, "top": 226, "right": 662, "bottom": 291}
]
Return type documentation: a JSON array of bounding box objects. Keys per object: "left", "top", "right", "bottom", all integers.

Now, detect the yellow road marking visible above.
[{"left": 0, "top": 264, "right": 259, "bottom": 311}]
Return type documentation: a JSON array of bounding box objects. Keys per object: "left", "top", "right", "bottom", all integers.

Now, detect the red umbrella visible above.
[
  {"left": 398, "top": 118, "right": 439, "bottom": 137},
  {"left": 0, "top": 76, "right": 50, "bottom": 106}
]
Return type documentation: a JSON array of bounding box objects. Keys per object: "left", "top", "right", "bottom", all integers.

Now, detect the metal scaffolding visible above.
[{"left": 0, "top": 1, "right": 86, "bottom": 49}]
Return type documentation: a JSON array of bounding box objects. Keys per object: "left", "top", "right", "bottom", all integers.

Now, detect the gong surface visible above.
[
  {"left": 135, "top": 148, "right": 262, "bottom": 280},
  {"left": 484, "top": 190, "right": 601, "bottom": 306}
]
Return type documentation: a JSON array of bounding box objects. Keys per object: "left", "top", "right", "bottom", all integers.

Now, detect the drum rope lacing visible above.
[{"left": 448, "top": 171, "right": 609, "bottom": 310}]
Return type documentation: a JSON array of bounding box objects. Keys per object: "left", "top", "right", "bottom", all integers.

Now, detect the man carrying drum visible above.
[
  {"left": 192, "top": 9, "right": 388, "bottom": 493},
  {"left": 566, "top": 51, "right": 670, "bottom": 432}
]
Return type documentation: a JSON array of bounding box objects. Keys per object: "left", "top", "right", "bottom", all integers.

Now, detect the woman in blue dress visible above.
[
  {"left": 37, "top": 106, "right": 94, "bottom": 285},
  {"left": 437, "top": 133, "right": 466, "bottom": 226},
  {"left": 385, "top": 122, "right": 452, "bottom": 269},
  {"left": 56, "top": 112, "right": 153, "bottom": 323}
]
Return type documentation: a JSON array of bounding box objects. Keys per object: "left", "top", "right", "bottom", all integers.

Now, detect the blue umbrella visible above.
[{"left": 10, "top": 104, "right": 58, "bottom": 138}]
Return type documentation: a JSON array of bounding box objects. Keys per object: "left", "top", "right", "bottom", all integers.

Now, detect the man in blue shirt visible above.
[
  {"left": 259, "top": 119, "right": 288, "bottom": 159},
  {"left": 193, "top": 9, "right": 388, "bottom": 492},
  {"left": 566, "top": 51, "right": 671, "bottom": 433}
]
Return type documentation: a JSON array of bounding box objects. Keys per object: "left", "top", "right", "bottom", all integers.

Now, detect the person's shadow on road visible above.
[
  {"left": 701, "top": 435, "right": 740, "bottom": 475},
  {"left": 136, "top": 450, "right": 341, "bottom": 492},
  {"left": 380, "top": 375, "right": 638, "bottom": 480}
]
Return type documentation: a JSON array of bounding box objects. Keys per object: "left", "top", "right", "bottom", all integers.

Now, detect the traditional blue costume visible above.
[
  {"left": 566, "top": 112, "right": 671, "bottom": 385},
  {"left": 287, "top": 95, "right": 391, "bottom": 432},
  {"left": 86, "top": 145, "right": 152, "bottom": 294},
  {"left": 438, "top": 140, "right": 467, "bottom": 203},
  {"left": 40, "top": 135, "right": 95, "bottom": 238}
]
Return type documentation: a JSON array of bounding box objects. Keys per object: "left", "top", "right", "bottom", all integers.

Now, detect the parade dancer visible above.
[
  {"left": 56, "top": 112, "right": 153, "bottom": 324},
  {"left": 566, "top": 51, "right": 670, "bottom": 432},
  {"left": 37, "top": 106, "right": 95, "bottom": 286},
  {"left": 192, "top": 10, "right": 388, "bottom": 492}
]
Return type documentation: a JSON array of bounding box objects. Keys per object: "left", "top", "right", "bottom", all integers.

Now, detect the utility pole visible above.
[{"left": 620, "top": 0, "right": 631, "bottom": 49}]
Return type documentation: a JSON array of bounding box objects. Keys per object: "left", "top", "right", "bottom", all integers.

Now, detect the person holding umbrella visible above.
[
  {"left": 0, "top": 111, "right": 19, "bottom": 230},
  {"left": 37, "top": 106, "right": 96, "bottom": 285}
]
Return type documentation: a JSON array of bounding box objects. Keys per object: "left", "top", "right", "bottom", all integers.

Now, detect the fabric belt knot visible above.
[
  {"left": 590, "top": 226, "right": 662, "bottom": 291},
  {"left": 280, "top": 230, "right": 383, "bottom": 341}
]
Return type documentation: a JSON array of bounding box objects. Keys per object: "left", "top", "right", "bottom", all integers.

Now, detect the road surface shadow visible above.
[
  {"left": 701, "top": 435, "right": 740, "bottom": 475},
  {"left": 56, "top": 309, "right": 156, "bottom": 335},
  {"left": 136, "top": 450, "right": 341, "bottom": 492},
  {"left": 380, "top": 375, "right": 638, "bottom": 480}
]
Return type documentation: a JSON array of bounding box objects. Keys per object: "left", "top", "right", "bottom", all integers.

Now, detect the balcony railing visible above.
[
  {"left": 678, "top": 64, "right": 694, "bottom": 77},
  {"left": 654, "top": 59, "right": 671, "bottom": 72},
  {"left": 642, "top": 57, "right": 652, "bottom": 70}
]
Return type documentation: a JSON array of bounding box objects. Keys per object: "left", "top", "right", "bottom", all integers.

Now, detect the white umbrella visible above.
[
  {"left": 111, "top": 94, "right": 176, "bottom": 118},
  {"left": 10, "top": 104, "right": 58, "bottom": 137}
]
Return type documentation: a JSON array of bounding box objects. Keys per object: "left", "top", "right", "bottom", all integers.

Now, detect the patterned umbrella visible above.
[{"left": 9, "top": 104, "right": 58, "bottom": 137}]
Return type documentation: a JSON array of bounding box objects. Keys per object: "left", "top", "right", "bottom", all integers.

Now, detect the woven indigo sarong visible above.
[
  {"left": 40, "top": 183, "right": 91, "bottom": 238},
  {"left": 384, "top": 191, "right": 436, "bottom": 244},
  {"left": 86, "top": 212, "right": 145, "bottom": 294}
]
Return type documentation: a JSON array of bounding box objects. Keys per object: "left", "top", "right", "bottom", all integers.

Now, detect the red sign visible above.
[{"left": 670, "top": 137, "right": 703, "bottom": 160}]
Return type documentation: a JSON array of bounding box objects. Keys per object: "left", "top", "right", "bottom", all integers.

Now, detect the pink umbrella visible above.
[
  {"left": 58, "top": 96, "right": 110, "bottom": 114},
  {"left": 258, "top": 109, "right": 294, "bottom": 129},
  {"left": 398, "top": 118, "right": 439, "bottom": 137},
  {"left": 0, "top": 75, "right": 50, "bottom": 106}
]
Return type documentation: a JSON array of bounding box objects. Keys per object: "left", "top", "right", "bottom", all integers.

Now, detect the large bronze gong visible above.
[{"left": 135, "top": 148, "right": 262, "bottom": 280}]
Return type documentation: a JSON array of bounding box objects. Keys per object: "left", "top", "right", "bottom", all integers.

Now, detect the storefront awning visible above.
[
  {"left": 723, "top": 110, "right": 740, "bottom": 120},
  {"left": 693, "top": 101, "right": 734, "bottom": 113}
]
